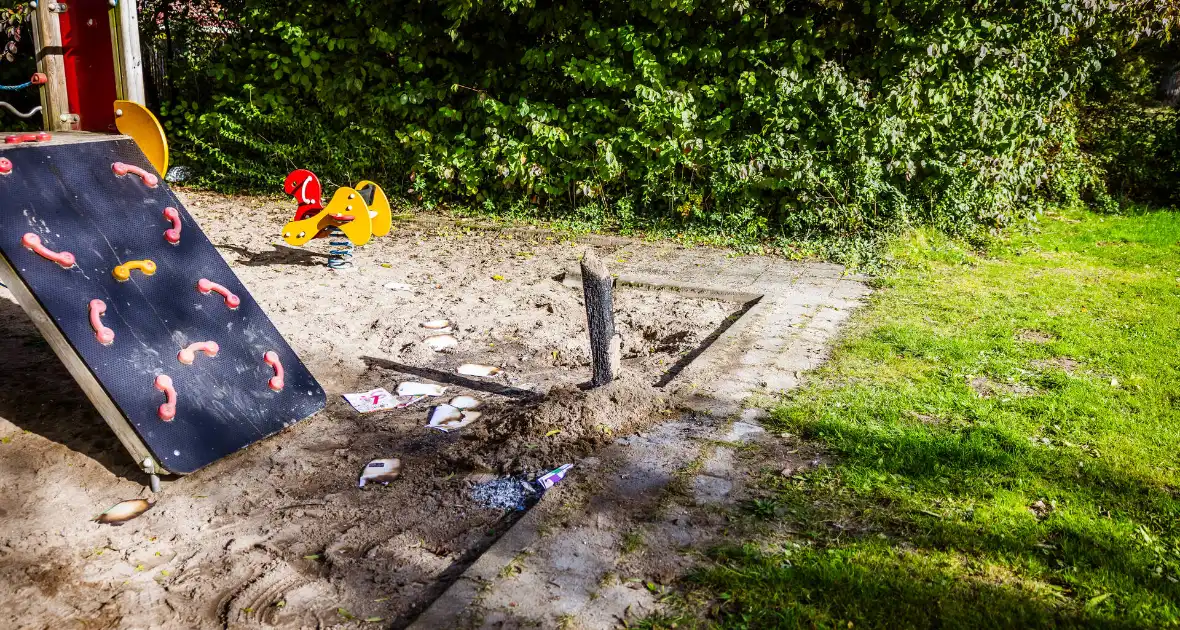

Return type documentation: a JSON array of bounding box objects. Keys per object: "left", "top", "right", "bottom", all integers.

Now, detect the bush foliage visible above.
[
  {"left": 1079, "top": 35, "right": 1180, "bottom": 209},
  {"left": 146, "top": 0, "right": 1175, "bottom": 244}
]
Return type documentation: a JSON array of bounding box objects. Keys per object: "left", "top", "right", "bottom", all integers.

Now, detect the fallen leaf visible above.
[
  {"left": 1087, "top": 593, "right": 1112, "bottom": 608},
  {"left": 457, "top": 364, "right": 501, "bottom": 377},
  {"left": 450, "top": 395, "right": 481, "bottom": 409},
  {"left": 424, "top": 334, "right": 458, "bottom": 351},
  {"left": 95, "top": 499, "right": 154, "bottom": 524},
  {"left": 545, "top": 429, "right": 561, "bottom": 438}
]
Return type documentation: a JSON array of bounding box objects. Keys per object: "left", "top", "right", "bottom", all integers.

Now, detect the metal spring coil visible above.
[{"left": 326, "top": 226, "right": 354, "bottom": 270}]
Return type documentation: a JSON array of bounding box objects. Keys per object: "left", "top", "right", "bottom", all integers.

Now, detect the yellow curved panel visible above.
[
  {"left": 355, "top": 180, "right": 392, "bottom": 237},
  {"left": 114, "top": 100, "right": 169, "bottom": 176},
  {"left": 280, "top": 187, "right": 373, "bottom": 247}
]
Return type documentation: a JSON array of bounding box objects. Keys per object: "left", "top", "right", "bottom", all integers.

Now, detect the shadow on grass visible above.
[
  {"left": 691, "top": 542, "right": 1149, "bottom": 630},
  {"left": 798, "top": 413, "right": 1180, "bottom": 521},
  {"left": 665, "top": 211, "right": 1180, "bottom": 628},
  {"left": 672, "top": 417, "right": 1180, "bottom": 629}
]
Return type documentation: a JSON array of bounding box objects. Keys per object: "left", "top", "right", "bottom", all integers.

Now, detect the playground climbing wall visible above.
[{"left": 0, "top": 135, "right": 325, "bottom": 475}]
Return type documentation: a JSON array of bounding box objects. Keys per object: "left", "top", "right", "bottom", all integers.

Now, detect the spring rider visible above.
[{"left": 280, "top": 170, "right": 392, "bottom": 270}]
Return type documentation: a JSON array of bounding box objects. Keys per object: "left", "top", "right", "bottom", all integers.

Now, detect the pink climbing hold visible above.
[
  {"left": 21, "top": 233, "right": 75, "bottom": 268},
  {"left": 88, "top": 299, "right": 115, "bottom": 345},
  {"left": 178, "top": 341, "right": 219, "bottom": 365},
  {"left": 4, "top": 132, "right": 50, "bottom": 145},
  {"left": 162, "top": 207, "right": 182, "bottom": 244},
  {"left": 112, "top": 162, "right": 159, "bottom": 188},
  {"left": 154, "top": 374, "right": 177, "bottom": 421},
  {"left": 0, "top": 157, "right": 12, "bottom": 175},
  {"left": 263, "top": 351, "right": 285, "bottom": 391},
  {"left": 197, "top": 278, "right": 241, "bottom": 309}
]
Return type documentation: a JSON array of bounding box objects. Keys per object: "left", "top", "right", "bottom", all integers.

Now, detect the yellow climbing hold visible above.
[{"left": 112, "top": 259, "right": 157, "bottom": 282}]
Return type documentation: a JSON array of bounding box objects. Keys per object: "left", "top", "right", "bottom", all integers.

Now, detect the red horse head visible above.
[{"left": 283, "top": 169, "right": 324, "bottom": 220}]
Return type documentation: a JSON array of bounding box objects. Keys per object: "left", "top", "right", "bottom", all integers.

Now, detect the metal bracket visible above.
[
  {"left": 48, "top": 3, "right": 68, "bottom": 13},
  {"left": 58, "top": 112, "right": 79, "bottom": 124},
  {"left": 141, "top": 457, "right": 161, "bottom": 493}
]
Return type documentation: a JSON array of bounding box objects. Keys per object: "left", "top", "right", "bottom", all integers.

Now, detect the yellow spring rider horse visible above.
[{"left": 280, "top": 170, "right": 392, "bottom": 269}]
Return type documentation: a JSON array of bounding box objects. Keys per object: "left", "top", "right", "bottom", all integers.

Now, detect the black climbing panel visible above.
[{"left": 0, "top": 136, "right": 325, "bottom": 474}]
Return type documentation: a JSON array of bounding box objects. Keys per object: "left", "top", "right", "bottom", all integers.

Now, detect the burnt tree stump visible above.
[{"left": 580, "top": 249, "right": 621, "bottom": 387}]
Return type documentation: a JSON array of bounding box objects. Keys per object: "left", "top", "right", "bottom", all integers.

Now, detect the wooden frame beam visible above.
[
  {"left": 114, "top": 0, "right": 145, "bottom": 104},
  {"left": 31, "top": 2, "right": 71, "bottom": 132}
]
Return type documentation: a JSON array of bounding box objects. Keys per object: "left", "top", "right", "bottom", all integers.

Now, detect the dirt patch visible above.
[
  {"left": 1031, "top": 357, "right": 1081, "bottom": 374},
  {"left": 1028, "top": 499, "right": 1056, "bottom": 520},
  {"left": 440, "top": 381, "right": 669, "bottom": 474},
  {"left": 0, "top": 189, "right": 746, "bottom": 628},
  {"left": 907, "top": 410, "right": 945, "bottom": 425},
  {"left": 968, "top": 376, "right": 1039, "bottom": 398},
  {"left": 760, "top": 440, "right": 826, "bottom": 480},
  {"left": 1015, "top": 329, "right": 1055, "bottom": 344}
]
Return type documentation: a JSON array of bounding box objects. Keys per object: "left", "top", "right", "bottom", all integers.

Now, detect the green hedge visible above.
[
  {"left": 1081, "top": 105, "right": 1180, "bottom": 208},
  {"left": 158, "top": 0, "right": 1169, "bottom": 243}
]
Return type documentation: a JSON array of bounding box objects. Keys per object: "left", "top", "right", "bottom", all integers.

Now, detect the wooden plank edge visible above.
[{"left": 560, "top": 268, "right": 763, "bottom": 303}]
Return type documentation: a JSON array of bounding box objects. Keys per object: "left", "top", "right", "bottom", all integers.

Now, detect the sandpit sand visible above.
[{"left": 0, "top": 190, "right": 741, "bottom": 628}]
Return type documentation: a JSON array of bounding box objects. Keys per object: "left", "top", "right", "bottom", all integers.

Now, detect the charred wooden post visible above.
[{"left": 580, "top": 249, "right": 621, "bottom": 387}]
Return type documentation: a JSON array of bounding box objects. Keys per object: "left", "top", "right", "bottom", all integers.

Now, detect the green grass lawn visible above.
[{"left": 670, "top": 208, "right": 1180, "bottom": 628}]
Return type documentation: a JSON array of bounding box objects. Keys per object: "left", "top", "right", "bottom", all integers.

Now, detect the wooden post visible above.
[
  {"left": 114, "top": 0, "right": 146, "bottom": 104},
  {"left": 33, "top": 1, "right": 71, "bottom": 131},
  {"left": 580, "top": 249, "right": 621, "bottom": 387}
]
